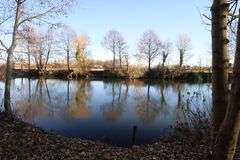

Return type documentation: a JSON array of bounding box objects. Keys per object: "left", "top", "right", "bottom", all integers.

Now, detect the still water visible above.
[{"left": 0, "top": 78, "right": 211, "bottom": 147}]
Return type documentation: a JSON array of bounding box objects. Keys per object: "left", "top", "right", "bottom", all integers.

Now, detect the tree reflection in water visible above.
[
  {"left": 14, "top": 79, "right": 93, "bottom": 120},
  {"left": 134, "top": 83, "right": 161, "bottom": 124},
  {"left": 155, "top": 82, "right": 169, "bottom": 116},
  {"left": 14, "top": 78, "right": 53, "bottom": 120},
  {"left": 12, "top": 79, "right": 194, "bottom": 125},
  {"left": 68, "top": 80, "right": 91, "bottom": 119},
  {"left": 174, "top": 83, "right": 187, "bottom": 125},
  {"left": 3, "top": 78, "right": 212, "bottom": 146},
  {"left": 100, "top": 81, "right": 126, "bottom": 122}
]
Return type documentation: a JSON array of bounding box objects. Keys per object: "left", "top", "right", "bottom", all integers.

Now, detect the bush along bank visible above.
[{"left": 11, "top": 68, "right": 212, "bottom": 82}]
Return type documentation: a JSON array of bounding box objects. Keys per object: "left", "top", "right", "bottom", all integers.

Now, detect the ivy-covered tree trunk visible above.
[
  {"left": 179, "top": 49, "right": 184, "bottom": 67},
  {"left": 211, "top": 0, "right": 229, "bottom": 141}
]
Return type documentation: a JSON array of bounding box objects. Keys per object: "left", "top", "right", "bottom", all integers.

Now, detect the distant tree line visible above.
[
  {"left": 101, "top": 29, "right": 192, "bottom": 73},
  {"left": 1, "top": 25, "right": 195, "bottom": 78}
]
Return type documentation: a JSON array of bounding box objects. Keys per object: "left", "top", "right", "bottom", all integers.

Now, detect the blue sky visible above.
[{"left": 64, "top": 0, "right": 212, "bottom": 66}]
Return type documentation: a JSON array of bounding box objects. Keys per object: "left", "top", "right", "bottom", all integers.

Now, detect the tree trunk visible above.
[
  {"left": 4, "top": 2, "right": 21, "bottom": 114},
  {"left": 119, "top": 52, "right": 122, "bottom": 70},
  {"left": 113, "top": 46, "right": 115, "bottom": 72},
  {"left": 4, "top": 50, "right": 13, "bottom": 114},
  {"left": 67, "top": 49, "right": 70, "bottom": 71},
  {"left": 148, "top": 59, "right": 151, "bottom": 72},
  {"left": 125, "top": 55, "right": 129, "bottom": 73},
  {"left": 148, "top": 44, "right": 151, "bottom": 72},
  {"left": 27, "top": 44, "right": 31, "bottom": 71},
  {"left": 44, "top": 49, "right": 50, "bottom": 71},
  {"left": 39, "top": 52, "right": 43, "bottom": 72},
  {"left": 212, "top": 12, "right": 240, "bottom": 160},
  {"left": 34, "top": 55, "right": 40, "bottom": 71},
  {"left": 211, "top": 0, "right": 229, "bottom": 141},
  {"left": 67, "top": 34, "right": 70, "bottom": 71},
  {"left": 179, "top": 49, "right": 183, "bottom": 67},
  {"left": 162, "top": 61, "right": 165, "bottom": 68}
]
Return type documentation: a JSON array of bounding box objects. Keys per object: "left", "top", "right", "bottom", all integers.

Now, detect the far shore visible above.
[{"left": 9, "top": 67, "right": 214, "bottom": 82}]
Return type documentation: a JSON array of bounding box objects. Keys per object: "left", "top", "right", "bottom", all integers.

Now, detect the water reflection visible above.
[
  {"left": 68, "top": 80, "right": 91, "bottom": 119},
  {"left": 15, "top": 78, "right": 55, "bottom": 120},
  {"left": 175, "top": 84, "right": 187, "bottom": 124},
  {"left": 5, "top": 78, "right": 211, "bottom": 146},
  {"left": 100, "top": 81, "right": 125, "bottom": 122},
  {"left": 135, "top": 83, "right": 161, "bottom": 124}
]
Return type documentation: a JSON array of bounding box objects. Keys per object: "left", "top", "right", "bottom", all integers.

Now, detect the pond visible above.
[{"left": 0, "top": 78, "right": 212, "bottom": 147}]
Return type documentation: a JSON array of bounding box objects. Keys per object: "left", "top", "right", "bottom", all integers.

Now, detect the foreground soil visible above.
[{"left": 0, "top": 113, "right": 221, "bottom": 160}]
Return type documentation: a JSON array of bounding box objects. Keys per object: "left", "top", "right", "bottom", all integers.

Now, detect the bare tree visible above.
[
  {"left": 44, "top": 28, "right": 55, "bottom": 71},
  {"left": 116, "top": 35, "right": 127, "bottom": 70},
  {"left": 176, "top": 34, "right": 192, "bottom": 67},
  {"left": 161, "top": 41, "right": 172, "bottom": 68},
  {"left": 102, "top": 29, "right": 126, "bottom": 72},
  {"left": 0, "top": 0, "right": 77, "bottom": 113},
  {"left": 29, "top": 27, "right": 58, "bottom": 74},
  {"left": 123, "top": 51, "right": 130, "bottom": 73},
  {"left": 59, "top": 25, "right": 76, "bottom": 71},
  {"left": 137, "top": 30, "right": 162, "bottom": 72},
  {"left": 20, "top": 25, "right": 35, "bottom": 71},
  {"left": 74, "top": 33, "right": 91, "bottom": 74}
]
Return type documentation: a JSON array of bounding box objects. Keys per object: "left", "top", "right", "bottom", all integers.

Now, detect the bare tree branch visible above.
[
  {"left": 197, "top": 7, "right": 211, "bottom": 26},
  {"left": 0, "top": 40, "right": 8, "bottom": 50},
  {"left": 18, "top": 7, "right": 58, "bottom": 26}
]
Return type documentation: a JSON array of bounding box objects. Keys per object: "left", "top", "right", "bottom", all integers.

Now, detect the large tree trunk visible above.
[
  {"left": 4, "top": 2, "right": 21, "bottom": 114},
  {"left": 212, "top": 13, "right": 240, "bottom": 160},
  {"left": 4, "top": 50, "right": 13, "bottom": 114},
  {"left": 211, "top": 0, "right": 229, "bottom": 141}
]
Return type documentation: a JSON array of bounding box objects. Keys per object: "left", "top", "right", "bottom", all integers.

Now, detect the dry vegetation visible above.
[{"left": 12, "top": 60, "right": 213, "bottom": 81}]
